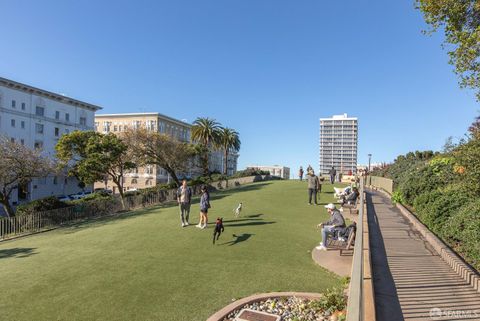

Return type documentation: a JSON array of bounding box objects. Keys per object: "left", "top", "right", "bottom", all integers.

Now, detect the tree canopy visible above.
[
  {"left": 0, "top": 136, "right": 54, "bottom": 217},
  {"left": 417, "top": 0, "right": 480, "bottom": 100}
]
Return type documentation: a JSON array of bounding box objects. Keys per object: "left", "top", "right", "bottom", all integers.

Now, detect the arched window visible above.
[{"left": 131, "top": 179, "right": 138, "bottom": 184}]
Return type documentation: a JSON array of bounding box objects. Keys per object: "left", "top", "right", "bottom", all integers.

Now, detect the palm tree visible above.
[
  {"left": 191, "top": 117, "right": 221, "bottom": 176},
  {"left": 218, "top": 127, "right": 241, "bottom": 176}
]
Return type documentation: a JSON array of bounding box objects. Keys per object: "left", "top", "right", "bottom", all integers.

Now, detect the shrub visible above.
[
  {"left": 16, "top": 196, "right": 71, "bottom": 216},
  {"left": 413, "top": 185, "right": 471, "bottom": 235},
  {"left": 69, "top": 192, "right": 114, "bottom": 204},
  {"left": 310, "top": 287, "right": 347, "bottom": 314},
  {"left": 443, "top": 199, "right": 480, "bottom": 271},
  {"left": 391, "top": 190, "right": 405, "bottom": 205}
]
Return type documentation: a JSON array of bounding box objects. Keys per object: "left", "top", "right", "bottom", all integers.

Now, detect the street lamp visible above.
[{"left": 368, "top": 154, "right": 372, "bottom": 172}]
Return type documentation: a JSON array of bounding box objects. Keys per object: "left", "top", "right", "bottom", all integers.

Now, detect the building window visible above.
[
  {"left": 55, "top": 127, "right": 60, "bottom": 137},
  {"left": 80, "top": 117, "right": 86, "bottom": 126},
  {"left": 20, "top": 139, "right": 24, "bottom": 145},
  {"left": 21, "top": 121, "right": 25, "bottom": 129},
  {"left": 35, "top": 123, "right": 44, "bottom": 134},
  {"left": 34, "top": 141, "right": 43, "bottom": 149},
  {"left": 36, "top": 106, "right": 45, "bottom": 117},
  {"left": 11, "top": 119, "right": 15, "bottom": 127},
  {"left": 11, "top": 100, "right": 16, "bottom": 108},
  {"left": 55, "top": 111, "right": 60, "bottom": 120},
  {"left": 131, "top": 179, "right": 138, "bottom": 184},
  {"left": 21, "top": 102, "right": 25, "bottom": 110},
  {"left": 53, "top": 176, "right": 58, "bottom": 185},
  {"left": 65, "top": 113, "right": 70, "bottom": 122},
  {"left": 103, "top": 121, "right": 111, "bottom": 132}
]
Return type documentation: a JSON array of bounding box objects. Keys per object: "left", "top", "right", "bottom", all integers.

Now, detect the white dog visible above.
[
  {"left": 234, "top": 202, "right": 243, "bottom": 217},
  {"left": 334, "top": 186, "right": 351, "bottom": 199}
]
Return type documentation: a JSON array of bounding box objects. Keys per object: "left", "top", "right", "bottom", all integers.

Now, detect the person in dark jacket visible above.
[
  {"left": 329, "top": 167, "right": 336, "bottom": 184},
  {"left": 196, "top": 185, "right": 210, "bottom": 229},
  {"left": 176, "top": 179, "right": 192, "bottom": 227},
  {"left": 299, "top": 166, "right": 304, "bottom": 181},
  {"left": 340, "top": 187, "right": 359, "bottom": 206},
  {"left": 307, "top": 171, "right": 321, "bottom": 205},
  {"left": 316, "top": 203, "right": 346, "bottom": 250}
]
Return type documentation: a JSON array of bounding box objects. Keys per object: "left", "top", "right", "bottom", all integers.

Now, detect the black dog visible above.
[{"left": 213, "top": 218, "right": 224, "bottom": 244}]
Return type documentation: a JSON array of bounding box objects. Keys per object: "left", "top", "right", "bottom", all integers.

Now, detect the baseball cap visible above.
[{"left": 325, "top": 203, "right": 336, "bottom": 210}]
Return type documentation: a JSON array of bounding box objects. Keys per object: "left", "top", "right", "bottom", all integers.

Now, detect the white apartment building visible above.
[
  {"left": 319, "top": 113, "right": 358, "bottom": 175},
  {"left": 0, "top": 77, "right": 102, "bottom": 205},
  {"left": 247, "top": 165, "right": 290, "bottom": 180}
]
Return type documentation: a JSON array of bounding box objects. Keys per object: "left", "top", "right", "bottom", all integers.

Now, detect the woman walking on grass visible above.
[{"left": 196, "top": 185, "right": 211, "bottom": 229}]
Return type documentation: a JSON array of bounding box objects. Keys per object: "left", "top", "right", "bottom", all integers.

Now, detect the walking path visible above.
[{"left": 367, "top": 190, "right": 480, "bottom": 321}]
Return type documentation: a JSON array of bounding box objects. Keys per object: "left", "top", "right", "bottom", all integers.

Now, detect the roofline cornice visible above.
[{"left": 0, "top": 77, "right": 102, "bottom": 112}]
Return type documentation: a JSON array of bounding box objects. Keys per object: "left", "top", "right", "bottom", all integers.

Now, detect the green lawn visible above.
[{"left": 0, "top": 180, "right": 344, "bottom": 321}]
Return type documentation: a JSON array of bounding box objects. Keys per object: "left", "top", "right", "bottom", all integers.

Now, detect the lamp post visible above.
[{"left": 368, "top": 154, "right": 372, "bottom": 172}]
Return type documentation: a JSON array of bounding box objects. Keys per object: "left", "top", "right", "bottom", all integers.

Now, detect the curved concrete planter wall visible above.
[{"left": 206, "top": 292, "right": 322, "bottom": 321}]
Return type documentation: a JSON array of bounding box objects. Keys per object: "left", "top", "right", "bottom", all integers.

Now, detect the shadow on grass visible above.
[
  {"left": 219, "top": 233, "right": 255, "bottom": 246},
  {"left": 225, "top": 221, "right": 275, "bottom": 227},
  {"left": 0, "top": 247, "right": 37, "bottom": 259},
  {"left": 60, "top": 183, "right": 272, "bottom": 235}
]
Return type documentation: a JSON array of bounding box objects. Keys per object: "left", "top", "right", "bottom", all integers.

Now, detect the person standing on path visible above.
[
  {"left": 307, "top": 170, "right": 320, "bottom": 205},
  {"left": 329, "top": 167, "right": 336, "bottom": 184},
  {"left": 299, "top": 166, "right": 304, "bottom": 181},
  {"left": 196, "top": 185, "right": 211, "bottom": 229},
  {"left": 177, "top": 179, "right": 192, "bottom": 227}
]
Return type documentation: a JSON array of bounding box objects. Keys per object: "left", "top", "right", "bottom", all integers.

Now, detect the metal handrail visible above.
[{"left": 346, "top": 177, "right": 365, "bottom": 321}]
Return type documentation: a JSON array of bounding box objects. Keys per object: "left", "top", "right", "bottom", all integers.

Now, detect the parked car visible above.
[
  {"left": 56, "top": 195, "right": 72, "bottom": 202},
  {"left": 94, "top": 188, "right": 113, "bottom": 195},
  {"left": 69, "top": 191, "right": 93, "bottom": 200}
]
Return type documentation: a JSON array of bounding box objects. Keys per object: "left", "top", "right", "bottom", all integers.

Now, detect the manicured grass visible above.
[{"left": 0, "top": 180, "right": 344, "bottom": 321}]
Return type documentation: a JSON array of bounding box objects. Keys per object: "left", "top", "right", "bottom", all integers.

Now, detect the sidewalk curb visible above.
[
  {"left": 370, "top": 187, "right": 480, "bottom": 294},
  {"left": 206, "top": 292, "right": 322, "bottom": 321}
]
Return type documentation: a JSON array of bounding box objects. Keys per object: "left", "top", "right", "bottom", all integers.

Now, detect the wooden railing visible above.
[{"left": 346, "top": 177, "right": 376, "bottom": 321}]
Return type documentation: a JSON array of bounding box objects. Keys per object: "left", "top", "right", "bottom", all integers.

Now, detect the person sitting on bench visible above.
[
  {"left": 340, "top": 187, "right": 359, "bottom": 206},
  {"left": 315, "top": 203, "right": 346, "bottom": 251}
]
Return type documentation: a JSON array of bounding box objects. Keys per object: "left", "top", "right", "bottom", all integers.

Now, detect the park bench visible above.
[
  {"left": 341, "top": 197, "right": 360, "bottom": 214},
  {"left": 325, "top": 223, "right": 356, "bottom": 255}
]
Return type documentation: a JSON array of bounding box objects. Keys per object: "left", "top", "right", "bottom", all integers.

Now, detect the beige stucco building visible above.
[
  {"left": 94, "top": 113, "right": 192, "bottom": 193},
  {"left": 94, "top": 112, "right": 239, "bottom": 193}
]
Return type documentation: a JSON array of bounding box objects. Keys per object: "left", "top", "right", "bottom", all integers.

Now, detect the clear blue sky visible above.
[{"left": 1, "top": 0, "right": 478, "bottom": 176}]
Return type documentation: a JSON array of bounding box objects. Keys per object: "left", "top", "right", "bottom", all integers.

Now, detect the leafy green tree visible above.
[
  {"left": 122, "top": 127, "right": 197, "bottom": 187},
  {"left": 416, "top": 0, "right": 480, "bottom": 100},
  {"left": 0, "top": 136, "right": 55, "bottom": 217},
  {"left": 217, "top": 127, "right": 241, "bottom": 176},
  {"left": 56, "top": 131, "right": 135, "bottom": 209},
  {"left": 191, "top": 117, "right": 221, "bottom": 176}
]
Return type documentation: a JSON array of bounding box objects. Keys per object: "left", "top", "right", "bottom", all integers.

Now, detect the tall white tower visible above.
[{"left": 319, "top": 113, "right": 358, "bottom": 175}]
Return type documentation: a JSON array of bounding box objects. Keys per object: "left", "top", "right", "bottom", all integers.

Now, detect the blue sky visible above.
[{"left": 1, "top": 0, "right": 478, "bottom": 176}]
